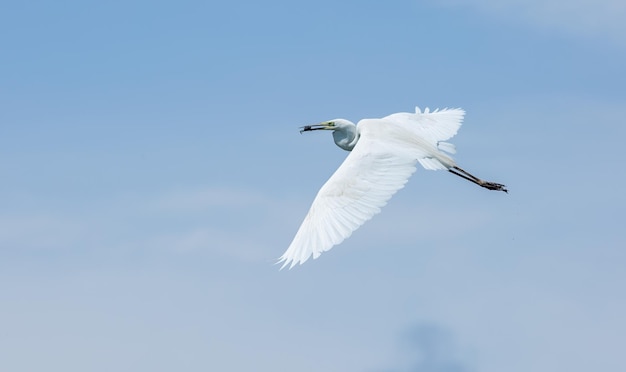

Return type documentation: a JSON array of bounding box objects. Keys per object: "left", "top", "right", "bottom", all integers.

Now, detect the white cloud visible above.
[
  {"left": 153, "top": 187, "right": 271, "bottom": 212},
  {"left": 0, "top": 187, "right": 300, "bottom": 265},
  {"left": 0, "top": 215, "right": 86, "bottom": 251},
  {"left": 137, "top": 226, "right": 275, "bottom": 263},
  {"left": 437, "top": 0, "right": 626, "bottom": 47}
]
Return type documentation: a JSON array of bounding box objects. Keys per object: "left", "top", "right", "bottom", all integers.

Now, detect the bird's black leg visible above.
[{"left": 448, "top": 166, "right": 508, "bottom": 193}]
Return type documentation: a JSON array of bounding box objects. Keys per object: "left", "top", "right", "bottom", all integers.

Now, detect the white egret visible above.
[{"left": 279, "top": 107, "right": 506, "bottom": 269}]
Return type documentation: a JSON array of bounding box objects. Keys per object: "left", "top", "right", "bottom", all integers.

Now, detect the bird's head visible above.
[
  {"left": 300, "top": 119, "right": 358, "bottom": 151},
  {"left": 300, "top": 119, "right": 353, "bottom": 134}
]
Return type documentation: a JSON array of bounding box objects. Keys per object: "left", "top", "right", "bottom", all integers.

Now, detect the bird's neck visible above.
[{"left": 332, "top": 125, "right": 359, "bottom": 151}]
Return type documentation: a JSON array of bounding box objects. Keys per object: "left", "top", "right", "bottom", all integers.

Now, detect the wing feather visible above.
[
  {"left": 384, "top": 107, "right": 464, "bottom": 156},
  {"left": 278, "top": 123, "right": 418, "bottom": 269},
  {"left": 381, "top": 107, "right": 464, "bottom": 171}
]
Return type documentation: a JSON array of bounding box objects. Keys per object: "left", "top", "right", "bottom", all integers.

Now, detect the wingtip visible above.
[
  {"left": 276, "top": 257, "right": 290, "bottom": 270},
  {"left": 276, "top": 255, "right": 299, "bottom": 270}
]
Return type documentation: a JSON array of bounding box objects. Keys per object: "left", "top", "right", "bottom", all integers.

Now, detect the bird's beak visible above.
[{"left": 299, "top": 122, "right": 332, "bottom": 134}]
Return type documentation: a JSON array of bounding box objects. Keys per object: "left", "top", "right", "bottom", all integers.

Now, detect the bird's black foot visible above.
[
  {"left": 449, "top": 166, "right": 508, "bottom": 193},
  {"left": 480, "top": 181, "right": 508, "bottom": 193}
]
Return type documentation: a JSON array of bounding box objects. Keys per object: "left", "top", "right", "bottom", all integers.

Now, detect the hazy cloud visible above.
[
  {"left": 404, "top": 324, "right": 472, "bottom": 372},
  {"left": 379, "top": 323, "right": 473, "bottom": 372},
  {"left": 0, "top": 215, "right": 86, "bottom": 251},
  {"left": 0, "top": 187, "right": 298, "bottom": 264},
  {"left": 154, "top": 187, "right": 271, "bottom": 212},
  {"left": 436, "top": 0, "right": 626, "bottom": 47}
]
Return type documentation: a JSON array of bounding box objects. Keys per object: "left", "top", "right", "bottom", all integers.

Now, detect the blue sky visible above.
[{"left": 1, "top": 1, "right": 625, "bottom": 371}]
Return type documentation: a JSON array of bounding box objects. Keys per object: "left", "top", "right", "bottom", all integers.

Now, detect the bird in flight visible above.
[{"left": 279, "top": 107, "right": 506, "bottom": 269}]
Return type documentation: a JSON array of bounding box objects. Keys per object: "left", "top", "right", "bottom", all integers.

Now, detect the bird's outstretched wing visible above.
[
  {"left": 279, "top": 141, "right": 416, "bottom": 268},
  {"left": 279, "top": 108, "right": 466, "bottom": 269},
  {"left": 384, "top": 107, "right": 464, "bottom": 144},
  {"left": 384, "top": 107, "right": 464, "bottom": 169},
  {"left": 279, "top": 122, "right": 419, "bottom": 269}
]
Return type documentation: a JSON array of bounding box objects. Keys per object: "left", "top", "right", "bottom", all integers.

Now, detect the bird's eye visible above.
[{"left": 328, "top": 122, "right": 335, "bottom": 126}]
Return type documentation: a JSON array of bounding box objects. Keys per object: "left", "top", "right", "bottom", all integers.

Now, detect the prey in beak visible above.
[{"left": 299, "top": 121, "right": 335, "bottom": 134}]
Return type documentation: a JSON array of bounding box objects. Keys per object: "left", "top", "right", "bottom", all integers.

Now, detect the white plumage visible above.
[{"left": 279, "top": 106, "right": 505, "bottom": 269}]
